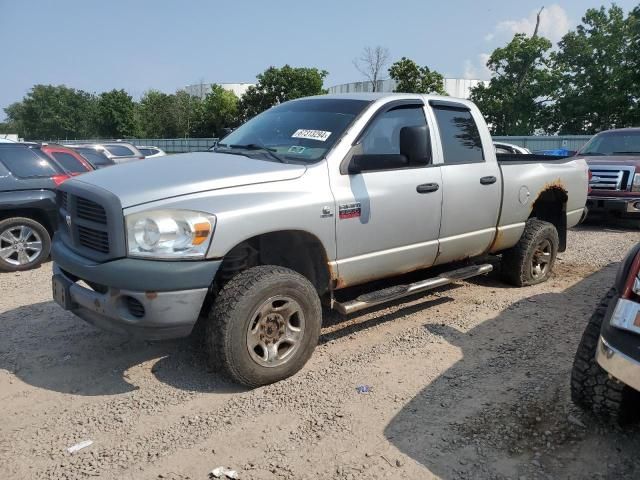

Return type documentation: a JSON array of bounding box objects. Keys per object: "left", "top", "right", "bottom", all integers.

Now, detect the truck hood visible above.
[
  {"left": 583, "top": 155, "right": 640, "bottom": 168},
  {"left": 71, "top": 151, "right": 307, "bottom": 207}
]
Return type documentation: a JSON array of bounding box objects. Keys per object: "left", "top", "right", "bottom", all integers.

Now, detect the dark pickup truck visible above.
[{"left": 580, "top": 128, "right": 640, "bottom": 220}]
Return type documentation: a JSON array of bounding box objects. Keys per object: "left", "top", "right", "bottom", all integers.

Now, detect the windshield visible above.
[
  {"left": 579, "top": 130, "right": 640, "bottom": 156},
  {"left": 216, "top": 98, "right": 371, "bottom": 163}
]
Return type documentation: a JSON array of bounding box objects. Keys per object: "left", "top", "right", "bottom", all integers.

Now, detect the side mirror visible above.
[
  {"left": 348, "top": 154, "right": 409, "bottom": 174},
  {"left": 400, "top": 125, "right": 430, "bottom": 165}
]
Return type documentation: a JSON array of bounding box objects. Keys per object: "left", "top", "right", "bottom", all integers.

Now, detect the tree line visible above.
[
  {"left": 470, "top": 4, "right": 640, "bottom": 135},
  {"left": 2, "top": 4, "right": 638, "bottom": 139},
  {"left": 0, "top": 65, "right": 328, "bottom": 140}
]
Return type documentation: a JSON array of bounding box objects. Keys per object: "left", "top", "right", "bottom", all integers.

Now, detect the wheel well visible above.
[
  {"left": 217, "top": 231, "right": 331, "bottom": 295},
  {"left": 530, "top": 186, "right": 568, "bottom": 252},
  {"left": 0, "top": 209, "right": 55, "bottom": 237}
]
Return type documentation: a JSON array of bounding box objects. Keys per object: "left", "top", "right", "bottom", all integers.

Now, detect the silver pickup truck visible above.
[{"left": 51, "top": 93, "right": 588, "bottom": 386}]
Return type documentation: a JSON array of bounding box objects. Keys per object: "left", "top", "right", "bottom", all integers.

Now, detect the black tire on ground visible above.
[
  {"left": 570, "top": 288, "right": 639, "bottom": 423},
  {"left": 206, "top": 265, "right": 322, "bottom": 387},
  {"left": 0, "top": 217, "right": 51, "bottom": 272},
  {"left": 500, "top": 218, "right": 559, "bottom": 287}
]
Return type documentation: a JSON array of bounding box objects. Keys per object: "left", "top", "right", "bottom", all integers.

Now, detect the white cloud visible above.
[
  {"left": 463, "top": 53, "right": 491, "bottom": 80},
  {"left": 488, "top": 4, "right": 571, "bottom": 43}
]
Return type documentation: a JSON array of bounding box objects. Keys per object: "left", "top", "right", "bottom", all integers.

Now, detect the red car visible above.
[
  {"left": 572, "top": 243, "right": 640, "bottom": 423},
  {"left": 37, "top": 144, "right": 94, "bottom": 175}
]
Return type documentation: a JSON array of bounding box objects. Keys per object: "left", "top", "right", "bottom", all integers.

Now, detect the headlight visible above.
[
  {"left": 632, "top": 173, "right": 640, "bottom": 193},
  {"left": 126, "top": 210, "right": 215, "bottom": 259}
]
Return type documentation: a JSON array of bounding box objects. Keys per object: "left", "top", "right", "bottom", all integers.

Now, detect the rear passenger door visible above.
[{"left": 430, "top": 101, "right": 501, "bottom": 265}]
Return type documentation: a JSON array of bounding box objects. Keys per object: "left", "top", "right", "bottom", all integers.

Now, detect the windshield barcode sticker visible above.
[{"left": 292, "top": 129, "right": 332, "bottom": 142}]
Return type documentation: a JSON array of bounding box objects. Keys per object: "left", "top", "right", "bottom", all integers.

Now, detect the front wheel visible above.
[
  {"left": 206, "top": 265, "right": 322, "bottom": 387},
  {"left": 0, "top": 217, "right": 51, "bottom": 272},
  {"left": 571, "top": 288, "right": 638, "bottom": 423},
  {"left": 500, "top": 218, "right": 559, "bottom": 287}
]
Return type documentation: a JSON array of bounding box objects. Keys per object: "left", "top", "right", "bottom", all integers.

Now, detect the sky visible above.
[{"left": 1, "top": 0, "right": 638, "bottom": 119}]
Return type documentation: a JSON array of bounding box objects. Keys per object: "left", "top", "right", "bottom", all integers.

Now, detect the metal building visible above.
[
  {"left": 327, "top": 78, "right": 488, "bottom": 99},
  {"left": 184, "top": 83, "right": 255, "bottom": 99}
]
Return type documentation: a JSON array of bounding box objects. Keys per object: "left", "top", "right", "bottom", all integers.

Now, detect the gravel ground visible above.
[{"left": 1, "top": 223, "right": 640, "bottom": 480}]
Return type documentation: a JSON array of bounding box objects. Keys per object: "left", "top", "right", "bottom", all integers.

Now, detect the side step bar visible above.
[{"left": 331, "top": 264, "right": 493, "bottom": 315}]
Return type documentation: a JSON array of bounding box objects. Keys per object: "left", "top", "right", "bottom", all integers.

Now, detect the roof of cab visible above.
[{"left": 298, "top": 92, "right": 475, "bottom": 108}]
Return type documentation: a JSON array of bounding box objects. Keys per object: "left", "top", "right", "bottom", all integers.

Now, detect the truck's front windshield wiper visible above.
[
  {"left": 217, "top": 143, "right": 286, "bottom": 163},
  {"left": 579, "top": 152, "right": 604, "bottom": 156},
  {"left": 612, "top": 151, "right": 640, "bottom": 155}
]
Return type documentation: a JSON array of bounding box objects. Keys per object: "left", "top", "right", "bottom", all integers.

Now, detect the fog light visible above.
[{"left": 633, "top": 201, "right": 640, "bottom": 210}]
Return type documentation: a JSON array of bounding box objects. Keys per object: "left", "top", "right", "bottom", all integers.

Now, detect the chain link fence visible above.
[
  {"left": 49, "top": 136, "right": 592, "bottom": 154},
  {"left": 50, "top": 138, "right": 219, "bottom": 153}
]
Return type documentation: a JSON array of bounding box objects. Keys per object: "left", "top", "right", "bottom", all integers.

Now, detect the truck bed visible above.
[{"left": 497, "top": 153, "right": 573, "bottom": 162}]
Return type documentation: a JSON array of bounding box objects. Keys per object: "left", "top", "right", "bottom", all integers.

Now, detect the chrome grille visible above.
[
  {"left": 589, "top": 165, "right": 634, "bottom": 191},
  {"left": 77, "top": 225, "right": 109, "bottom": 253},
  {"left": 76, "top": 197, "right": 107, "bottom": 224}
]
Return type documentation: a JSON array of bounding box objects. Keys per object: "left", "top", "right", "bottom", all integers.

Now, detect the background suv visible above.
[{"left": 0, "top": 144, "right": 73, "bottom": 271}]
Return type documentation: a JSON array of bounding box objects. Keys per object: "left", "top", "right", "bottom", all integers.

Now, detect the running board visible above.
[{"left": 331, "top": 264, "right": 493, "bottom": 315}]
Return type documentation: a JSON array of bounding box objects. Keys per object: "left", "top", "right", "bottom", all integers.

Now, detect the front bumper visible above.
[
  {"left": 596, "top": 336, "right": 640, "bottom": 391},
  {"left": 51, "top": 236, "right": 221, "bottom": 340},
  {"left": 586, "top": 196, "right": 640, "bottom": 216},
  {"left": 596, "top": 295, "right": 640, "bottom": 392}
]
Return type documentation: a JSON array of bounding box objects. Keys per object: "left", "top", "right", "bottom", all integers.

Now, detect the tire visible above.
[
  {"left": 500, "top": 218, "right": 559, "bottom": 287},
  {"left": 0, "top": 217, "right": 51, "bottom": 272},
  {"left": 570, "top": 288, "right": 638, "bottom": 423},
  {"left": 206, "top": 265, "right": 322, "bottom": 387}
]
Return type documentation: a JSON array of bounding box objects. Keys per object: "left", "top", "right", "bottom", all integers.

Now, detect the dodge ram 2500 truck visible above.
[
  {"left": 51, "top": 93, "right": 588, "bottom": 387},
  {"left": 578, "top": 127, "right": 640, "bottom": 220}
]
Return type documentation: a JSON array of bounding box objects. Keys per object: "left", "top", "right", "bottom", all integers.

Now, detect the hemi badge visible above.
[{"left": 339, "top": 202, "right": 361, "bottom": 219}]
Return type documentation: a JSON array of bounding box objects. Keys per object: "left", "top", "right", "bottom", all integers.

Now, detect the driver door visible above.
[{"left": 329, "top": 101, "right": 443, "bottom": 287}]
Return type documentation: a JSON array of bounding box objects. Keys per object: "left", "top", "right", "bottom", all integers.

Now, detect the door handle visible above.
[
  {"left": 416, "top": 183, "right": 439, "bottom": 193},
  {"left": 480, "top": 176, "right": 497, "bottom": 185}
]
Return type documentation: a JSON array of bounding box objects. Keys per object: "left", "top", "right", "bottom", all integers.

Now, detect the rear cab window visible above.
[
  {"left": 0, "top": 146, "right": 62, "bottom": 177},
  {"left": 432, "top": 105, "right": 484, "bottom": 164},
  {"left": 50, "top": 151, "right": 89, "bottom": 173}
]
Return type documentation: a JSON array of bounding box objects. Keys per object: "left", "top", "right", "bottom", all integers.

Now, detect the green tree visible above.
[
  {"left": 136, "top": 90, "right": 178, "bottom": 138},
  {"left": 3, "top": 84, "right": 97, "bottom": 139},
  {"left": 553, "top": 5, "right": 637, "bottom": 133},
  {"left": 239, "top": 65, "right": 328, "bottom": 120},
  {"left": 388, "top": 57, "right": 446, "bottom": 94},
  {"left": 196, "top": 85, "right": 239, "bottom": 137},
  {"left": 96, "top": 89, "right": 136, "bottom": 138},
  {"left": 172, "top": 90, "right": 203, "bottom": 138},
  {"left": 469, "top": 30, "right": 556, "bottom": 135}
]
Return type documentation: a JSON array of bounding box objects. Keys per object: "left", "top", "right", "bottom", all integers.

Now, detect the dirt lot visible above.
[{"left": 1, "top": 223, "right": 640, "bottom": 480}]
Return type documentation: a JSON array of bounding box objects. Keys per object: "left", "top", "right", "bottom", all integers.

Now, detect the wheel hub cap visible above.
[
  {"left": 531, "top": 239, "right": 552, "bottom": 279},
  {"left": 0, "top": 225, "right": 43, "bottom": 266},
  {"left": 247, "top": 296, "right": 305, "bottom": 368}
]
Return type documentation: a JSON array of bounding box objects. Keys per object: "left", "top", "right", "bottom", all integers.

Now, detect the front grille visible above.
[
  {"left": 76, "top": 197, "right": 107, "bottom": 224},
  {"left": 589, "top": 165, "right": 634, "bottom": 191},
  {"left": 77, "top": 225, "right": 109, "bottom": 253}
]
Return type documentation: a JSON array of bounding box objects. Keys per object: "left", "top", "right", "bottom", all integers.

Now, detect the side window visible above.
[
  {"left": 105, "top": 145, "right": 135, "bottom": 156},
  {"left": 433, "top": 107, "right": 484, "bottom": 164},
  {"left": 51, "top": 152, "right": 89, "bottom": 173},
  {"left": 361, "top": 105, "right": 427, "bottom": 156},
  {"left": 0, "top": 147, "right": 61, "bottom": 177}
]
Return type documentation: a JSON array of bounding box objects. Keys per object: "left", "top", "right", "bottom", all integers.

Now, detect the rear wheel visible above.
[
  {"left": 571, "top": 288, "right": 639, "bottom": 423},
  {"left": 0, "top": 217, "right": 51, "bottom": 272},
  {"left": 501, "top": 218, "right": 559, "bottom": 286},
  {"left": 206, "top": 265, "right": 322, "bottom": 387}
]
